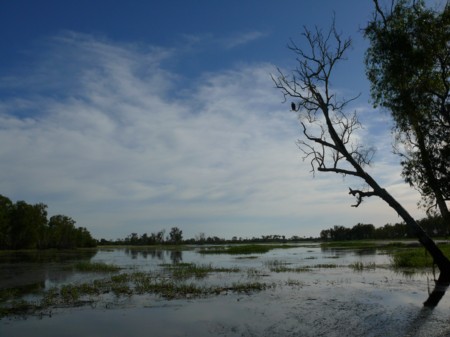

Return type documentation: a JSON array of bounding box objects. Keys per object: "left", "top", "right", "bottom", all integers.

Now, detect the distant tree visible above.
[
  {"left": 273, "top": 19, "right": 450, "bottom": 306},
  {"left": 10, "top": 201, "right": 48, "bottom": 249},
  {"left": 195, "top": 232, "right": 206, "bottom": 244},
  {"left": 0, "top": 195, "right": 13, "bottom": 249},
  {"left": 418, "top": 215, "right": 448, "bottom": 238},
  {"left": 350, "top": 223, "right": 375, "bottom": 240},
  {"left": 126, "top": 233, "right": 139, "bottom": 245},
  {"left": 48, "top": 215, "right": 77, "bottom": 249},
  {"left": 156, "top": 230, "right": 165, "bottom": 244},
  {"left": 140, "top": 233, "right": 149, "bottom": 245},
  {"left": 320, "top": 229, "right": 331, "bottom": 241},
  {"left": 75, "top": 226, "right": 97, "bottom": 247},
  {"left": 168, "top": 227, "right": 183, "bottom": 245}
]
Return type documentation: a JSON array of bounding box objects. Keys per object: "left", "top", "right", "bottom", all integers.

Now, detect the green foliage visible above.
[
  {"left": 365, "top": 0, "right": 450, "bottom": 216},
  {"left": 390, "top": 244, "right": 450, "bottom": 269},
  {"left": 320, "top": 241, "right": 380, "bottom": 249},
  {"left": 10, "top": 201, "right": 48, "bottom": 249},
  {"left": 168, "top": 227, "right": 183, "bottom": 245},
  {"left": 390, "top": 248, "right": 433, "bottom": 268},
  {"left": 320, "top": 215, "right": 447, "bottom": 241},
  {"left": 0, "top": 194, "right": 96, "bottom": 250}
]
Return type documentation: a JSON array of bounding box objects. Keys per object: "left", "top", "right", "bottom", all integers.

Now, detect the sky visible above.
[{"left": 0, "top": 0, "right": 432, "bottom": 240}]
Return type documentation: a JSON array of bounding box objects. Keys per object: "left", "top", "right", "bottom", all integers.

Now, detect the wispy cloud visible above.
[
  {"left": 179, "top": 30, "right": 268, "bottom": 52},
  {"left": 0, "top": 32, "right": 424, "bottom": 239},
  {"left": 222, "top": 31, "right": 269, "bottom": 49}
]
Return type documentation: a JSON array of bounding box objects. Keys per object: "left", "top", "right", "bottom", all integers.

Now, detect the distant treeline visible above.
[
  {"left": 99, "top": 229, "right": 317, "bottom": 246},
  {"left": 320, "top": 216, "right": 447, "bottom": 241},
  {"left": 0, "top": 194, "right": 96, "bottom": 250},
  {"left": 100, "top": 227, "right": 185, "bottom": 246}
]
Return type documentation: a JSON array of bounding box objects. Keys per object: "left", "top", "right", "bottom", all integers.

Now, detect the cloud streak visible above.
[{"left": 0, "top": 32, "right": 425, "bottom": 239}]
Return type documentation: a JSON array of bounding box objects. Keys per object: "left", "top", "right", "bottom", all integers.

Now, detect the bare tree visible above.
[{"left": 272, "top": 21, "right": 450, "bottom": 307}]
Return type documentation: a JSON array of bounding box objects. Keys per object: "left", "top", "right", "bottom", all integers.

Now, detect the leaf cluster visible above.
[{"left": 365, "top": 0, "right": 450, "bottom": 213}]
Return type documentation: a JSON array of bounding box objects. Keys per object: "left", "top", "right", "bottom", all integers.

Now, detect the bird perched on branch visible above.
[{"left": 291, "top": 102, "right": 296, "bottom": 111}]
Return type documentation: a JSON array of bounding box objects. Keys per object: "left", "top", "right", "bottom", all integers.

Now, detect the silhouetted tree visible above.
[
  {"left": 168, "top": 227, "right": 183, "bottom": 244},
  {"left": 0, "top": 195, "right": 13, "bottom": 248},
  {"left": 10, "top": 201, "right": 47, "bottom": 249}
]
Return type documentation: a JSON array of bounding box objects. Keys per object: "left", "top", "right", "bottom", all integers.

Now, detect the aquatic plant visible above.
[
  {"left": 312, "top": 264, "right": 339, "bottom": 269},
  {"left": 159, "top": 263, "right": 240, "bottom": 280},
  {"left": 390, "top": 249, "right": 433, "bottom": 269},
  {"left": 321, "top": 241, "right": 381, "bottom": 249},
  {"left": 199, "top": 244, "right": 298, "bottom": 255},
  {"left": 389, "top": 244, "right": 450, "bottom": 270},
  {"left": 349, "top": 262, "right": 376, "bottom": 271},
  {"left": 0, "top": 267, "right": 276, "bottom": 319},
  {"left": 265, "top": 261, "right": 310, "bottom": 273}
]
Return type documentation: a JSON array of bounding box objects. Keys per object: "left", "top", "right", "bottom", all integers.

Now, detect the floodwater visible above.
[{"left": 1, "top": 244, "right": 450, "bottom": 337}]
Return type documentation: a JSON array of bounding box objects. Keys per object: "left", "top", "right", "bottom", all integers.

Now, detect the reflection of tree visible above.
[
  {"left": 151, "top": 250, "right": 164, "bottom": 260},
  {"left": 0, "top": 250, "right": 96, "bottom": 293},
  {"left": 124, "top": 248, "right": 139, "bottom": 259},
  {"left": 170, "top": 250, "right": 183, "bottom": 264},
  {"left": 123, "top": 248, "right": 180, "bottom": 262},
  {"left": 403, "top": 306, "right": 441, "bottom": 336}
]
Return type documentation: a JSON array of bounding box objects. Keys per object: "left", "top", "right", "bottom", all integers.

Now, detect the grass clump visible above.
[
  {"left": 312, "top": 264, "right": 339, "bottom": 269},
  {"left": 159, "top": 263, "right": 240, "bottom": 280},
  {"left": 390, "top": 248, "right": 433, "bottom": 269},
  {"left": 389, "top": 244, "right": 450, "bottom": 269},
  {"left": 320, "top": 241, "right": 380, "bottom": 249},
  {"left": 229, "top": 281, "right": 274, "bottom": 293},
  {"left": 199, "top": 244, "right": 297, "bottom": 255},
  {"left": 270, "top": 266, "right": 311, "bottom": 273},
  {"left": 265, "top": 260, "right": 310, "bottom": 273},
  {"left": 349, "top": 262, "right": 376, "bottom": 271},
  {"left": 199, "top": 245, "right": 271, "bottom": 255}
]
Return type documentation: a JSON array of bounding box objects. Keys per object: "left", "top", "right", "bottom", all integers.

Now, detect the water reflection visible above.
[
  {"left": 123, "top": 248, "right": 183, "bottom": 264},
  {"left": 320, "top": 247, "right": 378, "bottom": 256},
  {"left": 0, "top": 250, "right": 96, "bottom": 291}
]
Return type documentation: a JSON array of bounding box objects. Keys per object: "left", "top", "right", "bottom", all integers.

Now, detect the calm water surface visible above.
[{"left": 1, "top": 245, "right": 450, "bottom": 337}]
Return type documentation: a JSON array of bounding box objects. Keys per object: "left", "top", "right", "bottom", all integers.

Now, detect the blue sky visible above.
[{"left": 0, "top": 1, "right": 429, "bottom": 240}]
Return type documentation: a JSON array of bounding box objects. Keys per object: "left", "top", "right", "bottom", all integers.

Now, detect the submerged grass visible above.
[
  {"left": 265, "top": 260, "right": 311, "bottom": 273},
  {"left": 270, "top": 266, "right": 311, "bottom": 273},
  {"left": 198, "top": 244, "right": 298, "bottom": 255},
  {"left": 159, "top": 263, "right": 240, "bottom": 280},
  {"left": 349, "top": 262, "right": 376, "bottom": 271},
  {"left": 0, "top": 264, "right": 266, "bottom": 318}
]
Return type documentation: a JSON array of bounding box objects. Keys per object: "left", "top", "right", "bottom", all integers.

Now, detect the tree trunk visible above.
[{"left": 375, "top": 184, "right": 450, "bottom": 307}]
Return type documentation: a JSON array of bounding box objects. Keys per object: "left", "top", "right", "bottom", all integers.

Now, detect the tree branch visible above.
[{"left": 348, "top": 188, "right": 378, "bottom": 207}]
